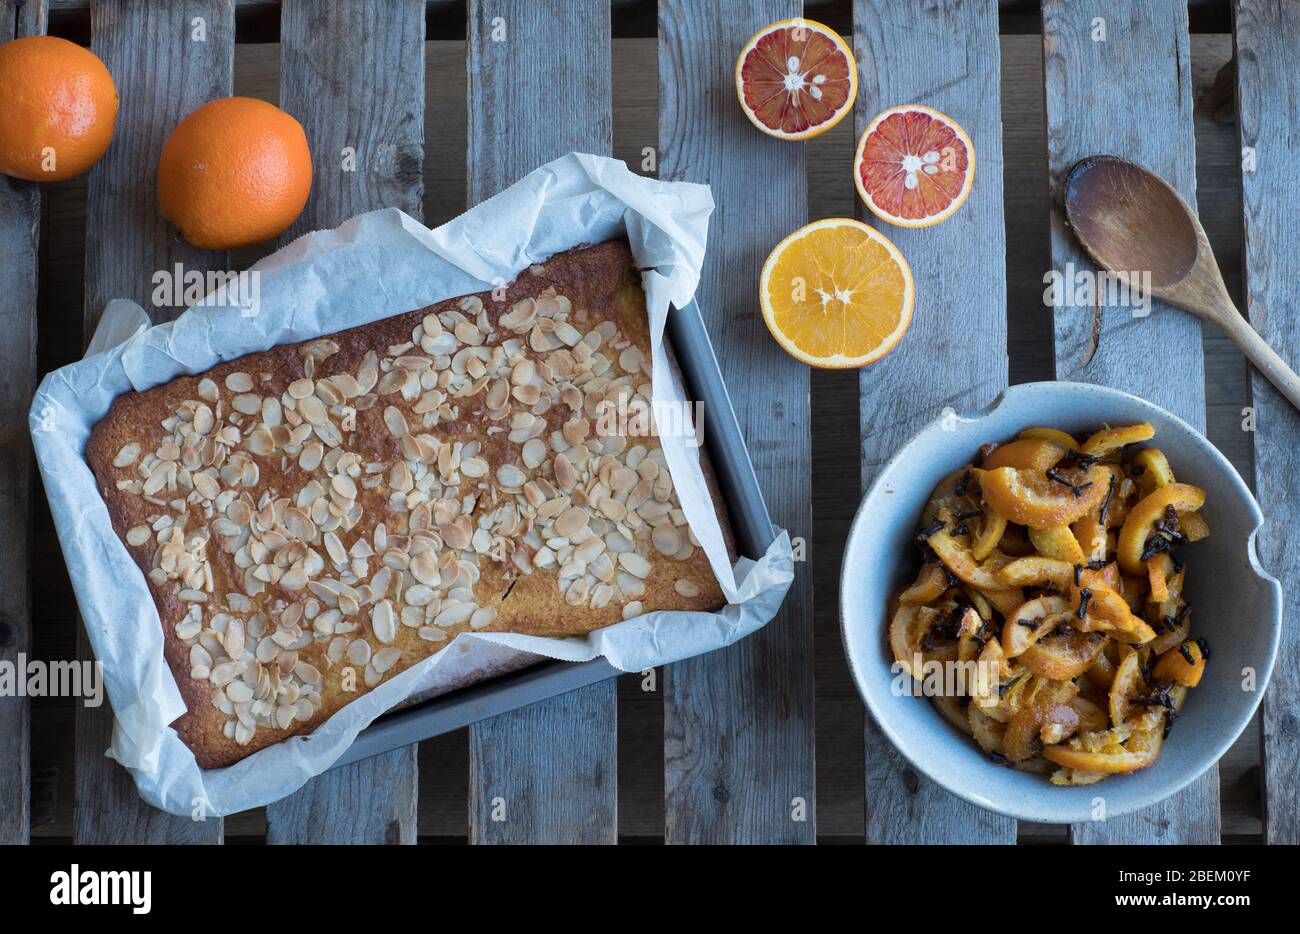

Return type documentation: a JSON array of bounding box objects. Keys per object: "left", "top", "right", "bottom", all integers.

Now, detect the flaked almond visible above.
[
  {"left": 512, "top": 384, "right": 541, "bottom": 405},
  {"left": 113, "top": 442, "right": 141, "bottom": 468},
  {"left": 554, "top": 453, "right": 577, "bottom": 490},
  {"left": 562, "top": 418, "right": 590, "bottom": 446},
  {"left": 192, "top": 471, "right": 219, "bottom": 501},
  {"left": 434, "top": 602, "right": 474, "bottom": 627},
  {"left": 618, "top": 552, "right": 652, "bottom": 578},
  {"left": 223, "top": 619, "right": 246, "bottom": 659},
  {"left": 383, "top": 405, "right": 409, "bottom": 437},
  {"left": 197, "top": 378, "right": 219, "bottom": 402},
  {"left": 371, "top": 599, "right": 397, "bottom": 644},
  {"left": 410, "top": 551, "right": 441, "bottom": 586},
  {"left": 297, "top": 395, "right": 327, "bottom": 425},
  {"left": 511, "top": 359, "right": 535, "bottom": 385},
  {"left": 497, "top": 464, "right": 527, "bottom": 488},
  {"left": 675, "top": 579, "right": 701, "bottom": 597},
  {"left": 232, "top": 393, "right": 261, "bottom": 415},
  {"left": 618, "top": 346, "right": 644, "bottom": 373},
  {"left": 598, "top": 497, "right": 627, "bottom": 522},
  {"left": 331, "top": 474, "right": 357, "bottom": 500},
  {"left": 554, "top": 506, "right": 589, "bottom": 538},
  {"left": 347, "top": 639, "right": 372, "bottom": 666},
  {"left": 554, "top": 321, "right": 582, "bottom": 346},
  {"left": 296, "top": 441, "right": 322, "bottom": 471},
  {"left": 653, "top": 524, "right": 683, "bottom": 556},
  {"left": 405, "top": 584, "right": 436, "bottom": 607},
  {"left": 500, "top": 298, "right": 535, "bottom": 331},
  {"left": 522, "top": 438, "right": 547, "bottom": 469},
  {"left": 246, "top": 426, "right": 275, "bottom": 456}
]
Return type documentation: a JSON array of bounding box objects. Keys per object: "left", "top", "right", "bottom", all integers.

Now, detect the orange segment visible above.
[
  {"left": 735, "top": 19, "right": 857, "bottom": 140},
  {"left": 759, "top": 218, "right": 914, "bottom": 368},
  {"left": 854, "top": 104, "right": 974, "bottom": 227}
]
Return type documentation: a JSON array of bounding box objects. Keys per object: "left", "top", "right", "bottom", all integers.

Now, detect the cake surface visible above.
[{"left": 86, "top": 240, "right": 728, "bottom": 768}]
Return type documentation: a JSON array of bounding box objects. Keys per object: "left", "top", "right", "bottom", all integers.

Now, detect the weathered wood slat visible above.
[
  {"left": 74, "top": 0, "right": 233, "bottom": 845},
  {"left": 852, "top": 0, "right": 1014, "bottom": 845},
  {"left": 464, "top": 0, "right": 618, "bottom": 845},
  {"left": 264, "top": 0, "right": 424, "bottom": 846},
  {"left": 1042, "top": 0, "right": 1220, "bottom": 844},
  {"left": 658, "top": 0, "right": 814, "bottom": 844},
  {"left": 1233, "top": 0, "right": 1300, "bottom": 845},
  {"left": 80, "top": 12, "right": 207, "bottom": 848},
  {"left": 0, "top": 0, "right": 47, "bottom": 847},
  {"left": 469, "top": 682, "right": 617, "bottom": 843}
]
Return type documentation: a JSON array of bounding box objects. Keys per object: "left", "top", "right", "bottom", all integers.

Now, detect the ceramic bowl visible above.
[{"left": 840, "top": 381, "right": 1281, "bottom": 823}]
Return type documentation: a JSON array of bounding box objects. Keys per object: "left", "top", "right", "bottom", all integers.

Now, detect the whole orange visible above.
[
  {"left": 158, "top": 96, "right": 312, "bottom": 250},
  {"left": 0, "top": 36, "right": 119, "bottom": 182}
]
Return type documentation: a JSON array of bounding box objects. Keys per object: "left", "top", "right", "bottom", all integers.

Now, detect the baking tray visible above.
[{"left": 332, "top": 297, "right": 777, "bottom": 769}]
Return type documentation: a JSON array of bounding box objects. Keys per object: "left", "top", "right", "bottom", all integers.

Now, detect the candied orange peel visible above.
[{"left": 891, "top": 422, "right": 1209, "bottom": 785}]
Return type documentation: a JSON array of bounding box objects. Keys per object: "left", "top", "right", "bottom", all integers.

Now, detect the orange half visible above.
[
  {"left": 854, "top": 104, "right": 975, "bottom": 227},
  {"left": 760, "top": 218, "right": 914, "bottom": 368},
  {"left": 735, "top": 18, "right": 857, "bottom": 140}
]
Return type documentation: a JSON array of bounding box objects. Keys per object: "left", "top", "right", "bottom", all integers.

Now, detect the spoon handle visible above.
[{"left": 1218, "top": 312, "right": 1300, "bottom": 412}]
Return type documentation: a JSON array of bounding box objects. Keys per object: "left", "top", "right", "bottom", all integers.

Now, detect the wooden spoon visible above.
[{"left": 1063, "top": 154, "right": 1300, "bottom": 411}]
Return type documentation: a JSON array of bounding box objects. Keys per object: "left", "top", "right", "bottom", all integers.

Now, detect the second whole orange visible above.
[{"left": 158, "top": 96, "right": 312, "bottom": 250}]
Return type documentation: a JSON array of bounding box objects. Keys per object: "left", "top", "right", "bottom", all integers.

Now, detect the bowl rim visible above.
[{"left": 840, "top": 379, "right": 1283, "bottom": 824}]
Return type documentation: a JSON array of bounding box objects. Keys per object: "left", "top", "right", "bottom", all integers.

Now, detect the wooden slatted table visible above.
[{"left": 2, "top": 0, "right": 1294, "bottom": 844}]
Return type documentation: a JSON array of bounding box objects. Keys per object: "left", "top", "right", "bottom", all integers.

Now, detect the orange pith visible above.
[
  {"left": 854, "top": 104, "right": 974, "bottom": 227},
  {"left": 158, "top": 96, "right": 312, "bottom": 250},
  {"left": 0, "top": 36, "right": 119, "bottom": 182},
  {"left": 735, "top": 19, "right": 857, "bottom": 140},
  {"left": 759, "top": 218, "right": 913, "bottom": 369}
]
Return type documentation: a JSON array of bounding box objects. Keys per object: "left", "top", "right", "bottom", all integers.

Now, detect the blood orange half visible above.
[
  {"left": 735, "top": 18, "right": 857, "bottom": 140},
  {"left": 854, "top": 104, "right": 975, "bottom": 227}
]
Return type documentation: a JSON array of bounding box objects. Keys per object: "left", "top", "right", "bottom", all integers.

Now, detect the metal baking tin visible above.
[{"left": 333, "top": 298, "right": 776, "bottom": 768}]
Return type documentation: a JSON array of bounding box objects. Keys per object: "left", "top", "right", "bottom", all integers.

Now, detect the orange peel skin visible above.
[
  {"left": 1116, "top": 482, "right": 1206, "bottom": 575},
  {"left": 981, "top": 465, "right": 1110, "bottom": 530},
  {"left": 899, "top": 561, "right": 950, "bottom": 606},
  {"left": 925, "top": 529, "right": 1011, "bottom": 591},
  {"left": 1153, "top": 640, "right": 1206, "bottom": 687},
  {"left": 983, "top": 438, "right": 1067, "bottom": 471},
  {"left": 1080, "top": 423, "right": 1156, "bottom": 457}
]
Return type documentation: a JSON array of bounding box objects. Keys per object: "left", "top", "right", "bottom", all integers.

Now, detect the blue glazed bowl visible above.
[{"left": 840, "top": 381, "right": 1282, "bottom": 823}]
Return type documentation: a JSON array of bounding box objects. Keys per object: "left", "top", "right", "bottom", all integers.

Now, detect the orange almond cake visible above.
[{"left": 86, "top": 240, "right": 728, "bottom": 768}]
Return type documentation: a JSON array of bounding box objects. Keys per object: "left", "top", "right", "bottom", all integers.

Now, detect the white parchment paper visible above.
[{"left": 30, "top": 153, "right": 795, "bottom": 817}]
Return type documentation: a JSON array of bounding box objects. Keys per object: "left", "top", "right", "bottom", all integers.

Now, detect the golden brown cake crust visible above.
[{"left": 86, "top": 240, "right": 729, "bottom": 769}]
